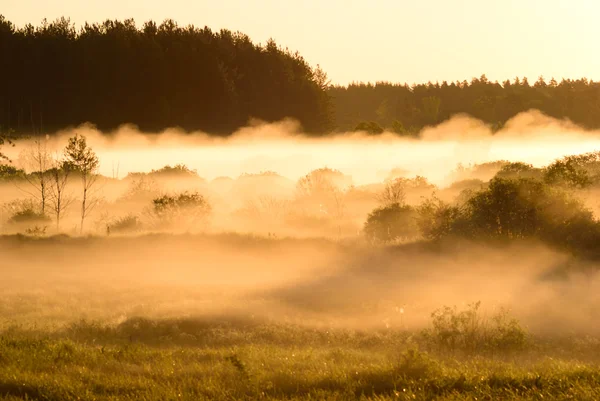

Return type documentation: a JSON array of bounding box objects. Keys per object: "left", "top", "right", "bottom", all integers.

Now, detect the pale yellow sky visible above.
[{"left": 4, "top": 0, "right": 600, "bottom": 85}]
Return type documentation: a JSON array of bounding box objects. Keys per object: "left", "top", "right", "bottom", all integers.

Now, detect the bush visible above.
[
  {"left": 465, "top": 178, "right": 599, "bottom": 248},
  {"left": 416, "top": 196, "right": 467, "bottom": 240},
  {"left": 543, "top": 151, "right": 600, "bottom": 188},
  {"left": 148, "top": 191, "right": 211, "bottom": 231},
  {"left": 394, "top": 349, "right": 441, "bottom": 380},
  {"left": 109, "top": 214, "right": 143, "bottom": 234},
  {"left": 354, "top": 121, "right": 384, "bottom": 135},
  {"left": 9, "top": 209, "right": 51, "bottom": 225},
  {"left": 413, "top": 177, "right": 600, "bottom": 252},
  {"left": 120, "top": 176, "right": 160, "bottom": 202},
  {"left": 422, "top": 302, "right": 527, "bottom": 355},
  {"left": 495, "top": 162, "right": 541, "bottom": 180},
  {"left": 0, "top": 164, "right": 26, "bottom": 181},
  {"left": 149, "top": 164, "right": 201, "bottom": 179},
  {"left": 2, "top": 199, "right": 51, "bottom": 234},
  {"left": 363, "top": 203, "right": 419, "bottom": 243}
]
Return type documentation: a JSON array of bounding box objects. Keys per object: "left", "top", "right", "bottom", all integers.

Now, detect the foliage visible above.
[
  {"left": 108, "top": 214, "right": 143, "bottom": 234},
  {"left": 0, "top": 127, "right": 16, "bottom": 161},
  {"left": 63, "top": 134, "right": 99, "bottom": 175},
  {"left": 495, "top": 162, "right": 541, "bottom": 180},
  {"left": 353, "top": 121, "right": 384, "bottom": 135},
  {"left": 149, "top": 191, "right": 211, "bottom": 230},
  {"left": 394, "top": 349, "right": 442, "bottom": 380},
  {"left": 330, "top": 76, "right": 600, "bottom": 133},
  {"left": 413, "top": 177, "right": 600, "bottom": 252},
  {"left": 149, "top": 164, "right": 200, "bottom": 179},
  {"left": 416, "top": 196, "right": 466, "bottom": 241},
  {"left": 0, "top": 164, "right": 26, "bottom": 180},
  {"left": 423, "top": 302, "right": 527, "bottom": 354},
  {"left": 64, "top": 133, "right": 100, "bottom": 234},
  {"left": 464, "top": 178, "right": 598, "bottom": 247},
  {"left": 0, "top": 15, "right": 333, "bottom": 134},
  {"left": 543, "top": 151, "right": 600, "bottom": 188},
  {"left": 2, "top": 199, "right": 51, "bottom": 233},
  {"left": 296, "top": 167, "right": 350, "bottom": 199},
  {"left": 364, "top": 203, "right": 419, "bottom": 243},
  {"left": 8, "top": 208, "right": 51, "bottom": 225},
  {"left": 121, "top": 176, "right": 161, "bottom": 202},
  {"left": 377, "top": 178, "right": 406, "bottom": 206}
]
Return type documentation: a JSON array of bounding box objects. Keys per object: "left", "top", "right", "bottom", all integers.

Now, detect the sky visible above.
[{"left": 4, "top": 0, "right": 600, "bottom": 86}]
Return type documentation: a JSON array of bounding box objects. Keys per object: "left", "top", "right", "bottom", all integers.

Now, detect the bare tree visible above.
[
  {"left": 17, "top": 137, "right": 51, "bottom": 215},
  {"left": 48, "top": 152, "right": 74, "bottom": 231},
  {"left": 64, "top": 134, "right": 100, "bottom": 234},
  {"left": 377, "top": 178, "right": 407, "bottom": 206}
]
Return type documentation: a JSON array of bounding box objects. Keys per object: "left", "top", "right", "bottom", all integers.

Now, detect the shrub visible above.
[
  {"left": 414, "top": 177, "right": 600, "bottom": 252},
  {"left": 354, "top": 121, "right": 384, "bottom": 135},
  {"left": 0, "top": 164, "right": 26, "bottom": 181},
  {"left": 120, "top": 176, "right": 160, "bottom": 202},
  {"left": 543, "top": 151, "right": 600, "bottom": 188},
  {"left": 9, "top": 208, "right": 51, "bottom": 224},
  {"left": 416, "top": 196, "right": 467, "bottom": 240},
  {"left": 149, "top": 164, "right": 201, "bottom": 179},
  {"left": 495, "top": 162, "right": 541, "bottom": 180},
  {"left": 422, "top": 302, "right": 527, "bottom": 355},
  {"left": 2, "top": 199, "right": 51, "bottom": 234},
  {"left": 465, "top": 178, "right": 599, "bottom": 248},
  {"left": 394, "top": 349, "right": 441, "bottom": 380},
  {"left": 109, "top": 214, "right": 143, "bottom": 234},
  {"left": 363, "top": 203, "right": 419, "bottom": 243},
  {"left": 148, "top": 191, "right": 211, "bottom": 231}
]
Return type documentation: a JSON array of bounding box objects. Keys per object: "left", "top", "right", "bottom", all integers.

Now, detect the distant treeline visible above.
[
  {"left": 2, "top": 16, "right": 600, "bottom": 136},
  {"left": 329, "top": 77, "right": 600, "bottom": 134}
]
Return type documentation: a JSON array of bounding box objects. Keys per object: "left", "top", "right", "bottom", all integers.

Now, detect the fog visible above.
[
  {"left": 2, "top": 109, "right": 600, "bottom": 336},
  {"left": 1, "top": 234, "right": 600, "bottom": 336},
  {"left": 6, "top": 110, "right": 600, "bottom": 186}
]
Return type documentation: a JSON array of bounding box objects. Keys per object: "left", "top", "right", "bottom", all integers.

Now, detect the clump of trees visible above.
[
  {"left": 364, "top": 203, "right": 419, "bottom": 243},
  {"left": 0, "top": 133, "right": 100, "bottom": 233},
  {"left": 365, "top": 174, "right": 600, "bottom": 255}
]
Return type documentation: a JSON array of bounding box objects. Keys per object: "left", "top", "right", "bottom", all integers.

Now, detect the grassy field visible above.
[
  {"left": 2, "top": 319, "right": 600, "bottom": 400},
  {"left": 1, "top": 234, "right": 600, "bottom": 400}
]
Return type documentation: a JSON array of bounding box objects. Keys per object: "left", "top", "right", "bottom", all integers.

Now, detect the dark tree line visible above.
[
  {"left": 3, "top": 16, "right": 600, "bottom": 137},
  {"left": 329, "top": 76, "right": 600, "bottom": 134},
  {"left": 0, "top": 16, "right": 333, "bottom": 135}
]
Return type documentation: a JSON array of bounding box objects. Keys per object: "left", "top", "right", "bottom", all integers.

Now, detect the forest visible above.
[
  {"left": 2, "top": 16, "right": 600, "bottom": 136},
  {"left": 0, "top": 16, "right": 332, "bottom": 135}
]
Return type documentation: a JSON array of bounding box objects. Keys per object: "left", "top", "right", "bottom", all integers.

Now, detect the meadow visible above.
[
  {"left": 3, "top": 116, "right": 600, "bottom": 399},
  {"left": 1, "top": 233, "right": 600, "bottom": 400}
]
